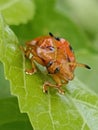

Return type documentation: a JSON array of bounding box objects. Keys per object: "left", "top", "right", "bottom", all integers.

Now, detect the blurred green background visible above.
[{"left": 0, "top": 0, "right": 98, "bottom": 129}]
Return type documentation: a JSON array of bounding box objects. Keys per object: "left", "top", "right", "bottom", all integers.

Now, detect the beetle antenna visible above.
[
  {"left": 76, "top": 63, "right": 91, "bottom": 69},
  {"left": 69, "top": 62, "right": 91, "bottom": 69}
]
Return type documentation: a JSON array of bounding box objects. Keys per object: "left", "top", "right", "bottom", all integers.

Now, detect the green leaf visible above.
[
  {"left": 0, "top": 97, "right": 33, "bottom": 130},
  {"left": 0, "top": 13, "right": 26, "bottom": 109},
  {"left": 0, "top": 11, "right": 98, "bottom": 130},
  {"left": 0, "top": 62, "right": 11, "bottom": 98},
  {"left": 0, "top": 0, "right": 35, "bottom": 25}
]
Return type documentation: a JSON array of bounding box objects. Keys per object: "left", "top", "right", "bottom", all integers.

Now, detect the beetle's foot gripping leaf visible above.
[
  {"left": 57, "top": 88, "right": 65, "bottom": 95},
  {"left": 25, "top": 68, "right": 37, "bottom": 75},
  {"left": 43, "top": 82, "right": 65, "bottom": 94}
]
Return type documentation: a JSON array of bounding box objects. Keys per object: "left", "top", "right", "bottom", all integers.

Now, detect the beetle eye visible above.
[
  {"left": 54, "top": 67, "right": 60, "bottom": 73},
  {"left": 46, "top": 61, "right": 53, "bottom": 68}
]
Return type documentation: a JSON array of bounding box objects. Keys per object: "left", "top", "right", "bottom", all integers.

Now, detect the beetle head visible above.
[{"left": 46, "top": 60, "right": 75, "bottom": 81}]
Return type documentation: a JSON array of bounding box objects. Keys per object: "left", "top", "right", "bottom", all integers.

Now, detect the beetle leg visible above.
[
  {"left": 21, "top": 46, "right": 45, "bottom": 74},
  {"left": 20, "top": 47, "right": 36, "bottom": 75},
  {"left": 43, "top": 82, "right": 56, "bottom": 93},
  {"left": 20, "top": 46, "right": 31, "bottom": 58},
  {"left": 25, "top": 55, "right": 46, "bottom": 75},
  {"left": 33, "top": 56, "right": 45, "bottom": 66},
  {"left": 52, "top": 74, "right": 65, "bottom": 94},
  {"left": 43, "top": 74, "right": 65, "bottom": 94},
  {"left": 25, "top": 56, "right": 37, "bottom": 75}
]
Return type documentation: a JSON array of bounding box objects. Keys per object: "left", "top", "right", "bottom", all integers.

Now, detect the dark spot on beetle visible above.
[
  {"left": 54, "top": 67, "right": 60, "bottom": 74},
  {"left": 49, "top": 32, "right": 60, "bottom": 41},
  {"left": 55, "top": 37, "right": 60, "bottom": 41},
  {"left": 46, "top": 61, "right": 53, "bottom": 68},
  {"left": 57, "top": 47, "right": 60, "bottom": 49},
  {"left": 67, "top": 55, "right": 71, "bottom": 62},
  {"left": 69, "top": 45, "right": 74, "bottom": 52},
  {"left": 49, "top": 32, "right": 54, "bottom": 37}
]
